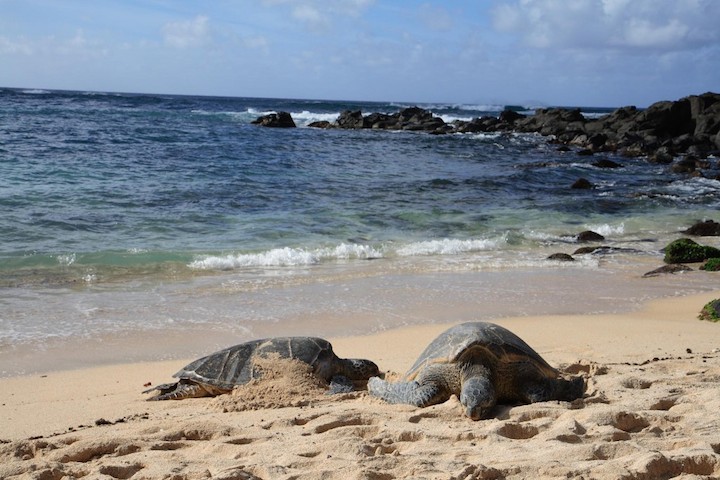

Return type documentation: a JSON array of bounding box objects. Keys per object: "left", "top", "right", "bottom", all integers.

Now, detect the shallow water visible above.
[{"left": 2, "top": 250, "right": 718, "bottom": 376}]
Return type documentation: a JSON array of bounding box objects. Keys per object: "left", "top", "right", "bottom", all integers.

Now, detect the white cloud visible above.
[
  {"left": 621, "top": 18, "right": 689, "bottom": 48},
  {"left": 491, "top": 0, "right": 720, "bottom": 52},
  {"left": 0, "top": 36, "right": 34, "bottom": 55},
  {"left": 0, "top": 30, "right": 108, "bottom": 58},
  {"left": 601, "top": 0, "right": 630, "bottom": 16},
  {"left": 163, "top": 15, "right": 210, "bottom": 48},
  {"left": 292, "top": 5, "right": 328, "bottom": 30},
  {"left": 260, "top": 0, "right": 374, "bottom": 31}
]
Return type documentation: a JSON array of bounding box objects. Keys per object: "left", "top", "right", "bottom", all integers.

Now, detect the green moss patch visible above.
[
  {"left": 664, "top": 238, "right": 720, "bottom": 264},
  {"left": 698, "top": 299, "right": 720, "bottom": 322},
  {"left": 700, "top": 258, "right": 720, "bottom": 271}
]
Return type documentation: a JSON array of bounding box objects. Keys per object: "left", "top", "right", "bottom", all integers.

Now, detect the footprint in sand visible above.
[
  {"left": 53, "top": 439, "right": 140, "bottom": 463},
  {"left": 494, "top": 422, "right": 540, "bottom": 440},
  {"left": 311, "top": 414, "right": 377, "bottom": 435},
  {"left": 98, "top": 463, "right": 145, "bottom": 479},
  {"left": 619, "top": 376, "right": 653, "bottom": 389}
]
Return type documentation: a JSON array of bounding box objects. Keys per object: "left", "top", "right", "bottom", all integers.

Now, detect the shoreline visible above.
[
  {"left": 2, "top": 255, "right": 719, "bottom": 378},
  {"left": 1, "top": 290, "right": 719, "bottom": 478}
]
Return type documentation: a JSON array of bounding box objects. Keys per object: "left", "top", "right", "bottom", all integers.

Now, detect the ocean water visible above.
[{"left": 2, "top": 88, "right": 720, "bottom": 375}]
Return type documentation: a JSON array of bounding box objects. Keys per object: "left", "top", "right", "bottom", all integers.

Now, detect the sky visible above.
[{"left": 1, "top": 0, "right": 718, "bottom": 107}]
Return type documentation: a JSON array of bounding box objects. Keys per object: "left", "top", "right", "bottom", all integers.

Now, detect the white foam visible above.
[
  {"left": 189, "top": 243, "right": 384, "bottom": 270},
  {"left": 246, "top": 107, "right": 275, "bottom": 116},
  {"left": 57, "top": 253, "right": 76, "bottom": 266},
  {"left": 396, "top": 238, "right": 503, "bottom": 257},
  {"left": 456, "top": 104, "right": 505, "bottom": 112},
  {"left": 326, "top": 243, "right": 383, "bottom": 259},
  {"left": 439, "top": 114, "right": 475, "bottom": 123},
  {"left": 586, "top": 223, "right": 625, "bottom": 237},
  {"left": 466, "top": 132, "right": 503, "bottom": 140},
  {"left": 189, "top": 238, "right": 514, "bottom": 271},
  {"left": 289, "top": 110, "right": 340, "bottom": 126},
  {"left": 190, "top": 247, "right": 318, "bottom": 270}
]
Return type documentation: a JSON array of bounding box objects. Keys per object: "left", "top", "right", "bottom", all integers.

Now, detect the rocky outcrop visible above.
[
  {"left": 323, "top": 107, "right": 450, "bottom": 133},
  {"left": 251, "top": 111, "right": 296, "bottom": 128},
  {"left": 255, "top": 93, "right": 720, "bottom": 174},
  {"left": 510, "top": 92, "right": 720, "bottom": 170},
  {"left": 335, "top": 110, "right": 365, "bottom": 129}
]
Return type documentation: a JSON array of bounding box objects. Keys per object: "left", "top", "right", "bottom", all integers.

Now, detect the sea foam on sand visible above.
[{"left": 1, "top": 292, "right": 720, "bottom": 479}]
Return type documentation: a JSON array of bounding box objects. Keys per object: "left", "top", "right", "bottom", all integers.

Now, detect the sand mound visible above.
[
  {"left": 209, "top": 355, "right": 335, "bottom": 413},
  {"left": 2, "top": 351, "right": 719, "bottom": 479}
]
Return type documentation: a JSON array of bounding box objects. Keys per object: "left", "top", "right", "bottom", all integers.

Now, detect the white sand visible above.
[{"left": 1, "top": 291, "right": 720, "bottom": 479}]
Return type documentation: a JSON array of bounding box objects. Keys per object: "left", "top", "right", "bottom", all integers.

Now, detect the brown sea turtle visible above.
[
  {"left": 144, "top": 337, "right": 380, "bottom": 400},
  {"left": 368, "top": 322, "right": 584, "bottom": 420}
]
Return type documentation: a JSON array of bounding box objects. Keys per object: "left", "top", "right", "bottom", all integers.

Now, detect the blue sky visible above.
[{"left": 1, "top": 0, "right": 718, "bottom": 107}]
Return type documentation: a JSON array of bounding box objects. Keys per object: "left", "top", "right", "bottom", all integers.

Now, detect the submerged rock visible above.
[
  {"left": 592, "top": 159, "right": 623, "bottom": 169},
  {"left": 643, "top": 264, "right": 693, "bottom": 277},
  {"left": 576, "top": 231, "right": 605, "bottom": 242},
  {"left": 547, "top": 253, "right": 575, "bottom": 262},
  {"left": 571, "top": 178, "right": 593, "bottom": 189},
  {"left": 683, "top": 220, "right": 720, "bottom": 236}
]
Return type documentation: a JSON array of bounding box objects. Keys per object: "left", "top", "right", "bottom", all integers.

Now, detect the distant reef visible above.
[{"left": 253, "top": 92, "right": 720, "bottom": 177}]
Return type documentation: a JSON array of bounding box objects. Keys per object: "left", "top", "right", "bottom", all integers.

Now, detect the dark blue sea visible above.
[{"left": 1, "top": 87, "right": 719, "bottom": 375}]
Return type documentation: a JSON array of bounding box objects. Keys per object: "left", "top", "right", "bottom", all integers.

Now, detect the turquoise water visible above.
[{"left": 1, "top": 88, "right": 719, "bottom": 375}]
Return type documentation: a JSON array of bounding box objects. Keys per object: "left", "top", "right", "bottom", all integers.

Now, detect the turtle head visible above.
[
  {"left": 460, "top": 375, "right": 495, "bottom": 421},
  {"left": 342, "top": 358, "right": 381, "bottom": 380}
]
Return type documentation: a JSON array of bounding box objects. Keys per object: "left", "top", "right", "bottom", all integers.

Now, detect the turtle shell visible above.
[
  {"left": 404, "top": 322, "right": 558, "bottom": 380},
  {"left": 174, "top": 337, "right": 337, "bottom": 390}
]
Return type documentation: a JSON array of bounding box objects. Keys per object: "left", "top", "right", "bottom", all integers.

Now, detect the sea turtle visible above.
[
  {"left": 368, "top": 322, "right": 584, "bottom": 420},
  {"left": 144, "top": 337, "right": 380, "bottom": 400}
]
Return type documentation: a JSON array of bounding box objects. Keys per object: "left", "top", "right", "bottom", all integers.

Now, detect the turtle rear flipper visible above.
[
  {"left": 144, "top": 380, "right": 222, "bottom": 401},
  {"left": 143, "top": 382, "right": 178, "bottom": 396}
]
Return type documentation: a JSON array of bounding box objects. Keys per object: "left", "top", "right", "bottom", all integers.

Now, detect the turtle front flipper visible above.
[
  {"left": 367, "top": 377, "right": 446, "bottom": 407},
  {"left": 328, "top": 375, "right": 354, "bottom": 394},
  {"left": 522, "top": 375, "right": 585, "bottom": 404}
]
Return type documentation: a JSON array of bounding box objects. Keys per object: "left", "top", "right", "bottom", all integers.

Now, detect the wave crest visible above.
[
  {"left": 189, "top": 238, "right": 504, "bottom": 271},
  {"left": 189, "top": 243, "right": 384, "bottom": 270}
]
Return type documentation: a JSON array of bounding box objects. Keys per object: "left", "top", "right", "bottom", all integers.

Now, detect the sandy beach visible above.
[{"left": 2, "top": 290, "right": 720, "bottom": 479}]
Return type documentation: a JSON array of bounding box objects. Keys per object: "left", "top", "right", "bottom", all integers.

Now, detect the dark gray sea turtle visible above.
[
  {"left": 144, "top": 337, "right": 380, "bottom": 400},
  {"left": 368, "top": 322, "right": 584, "bottom": 420}
]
